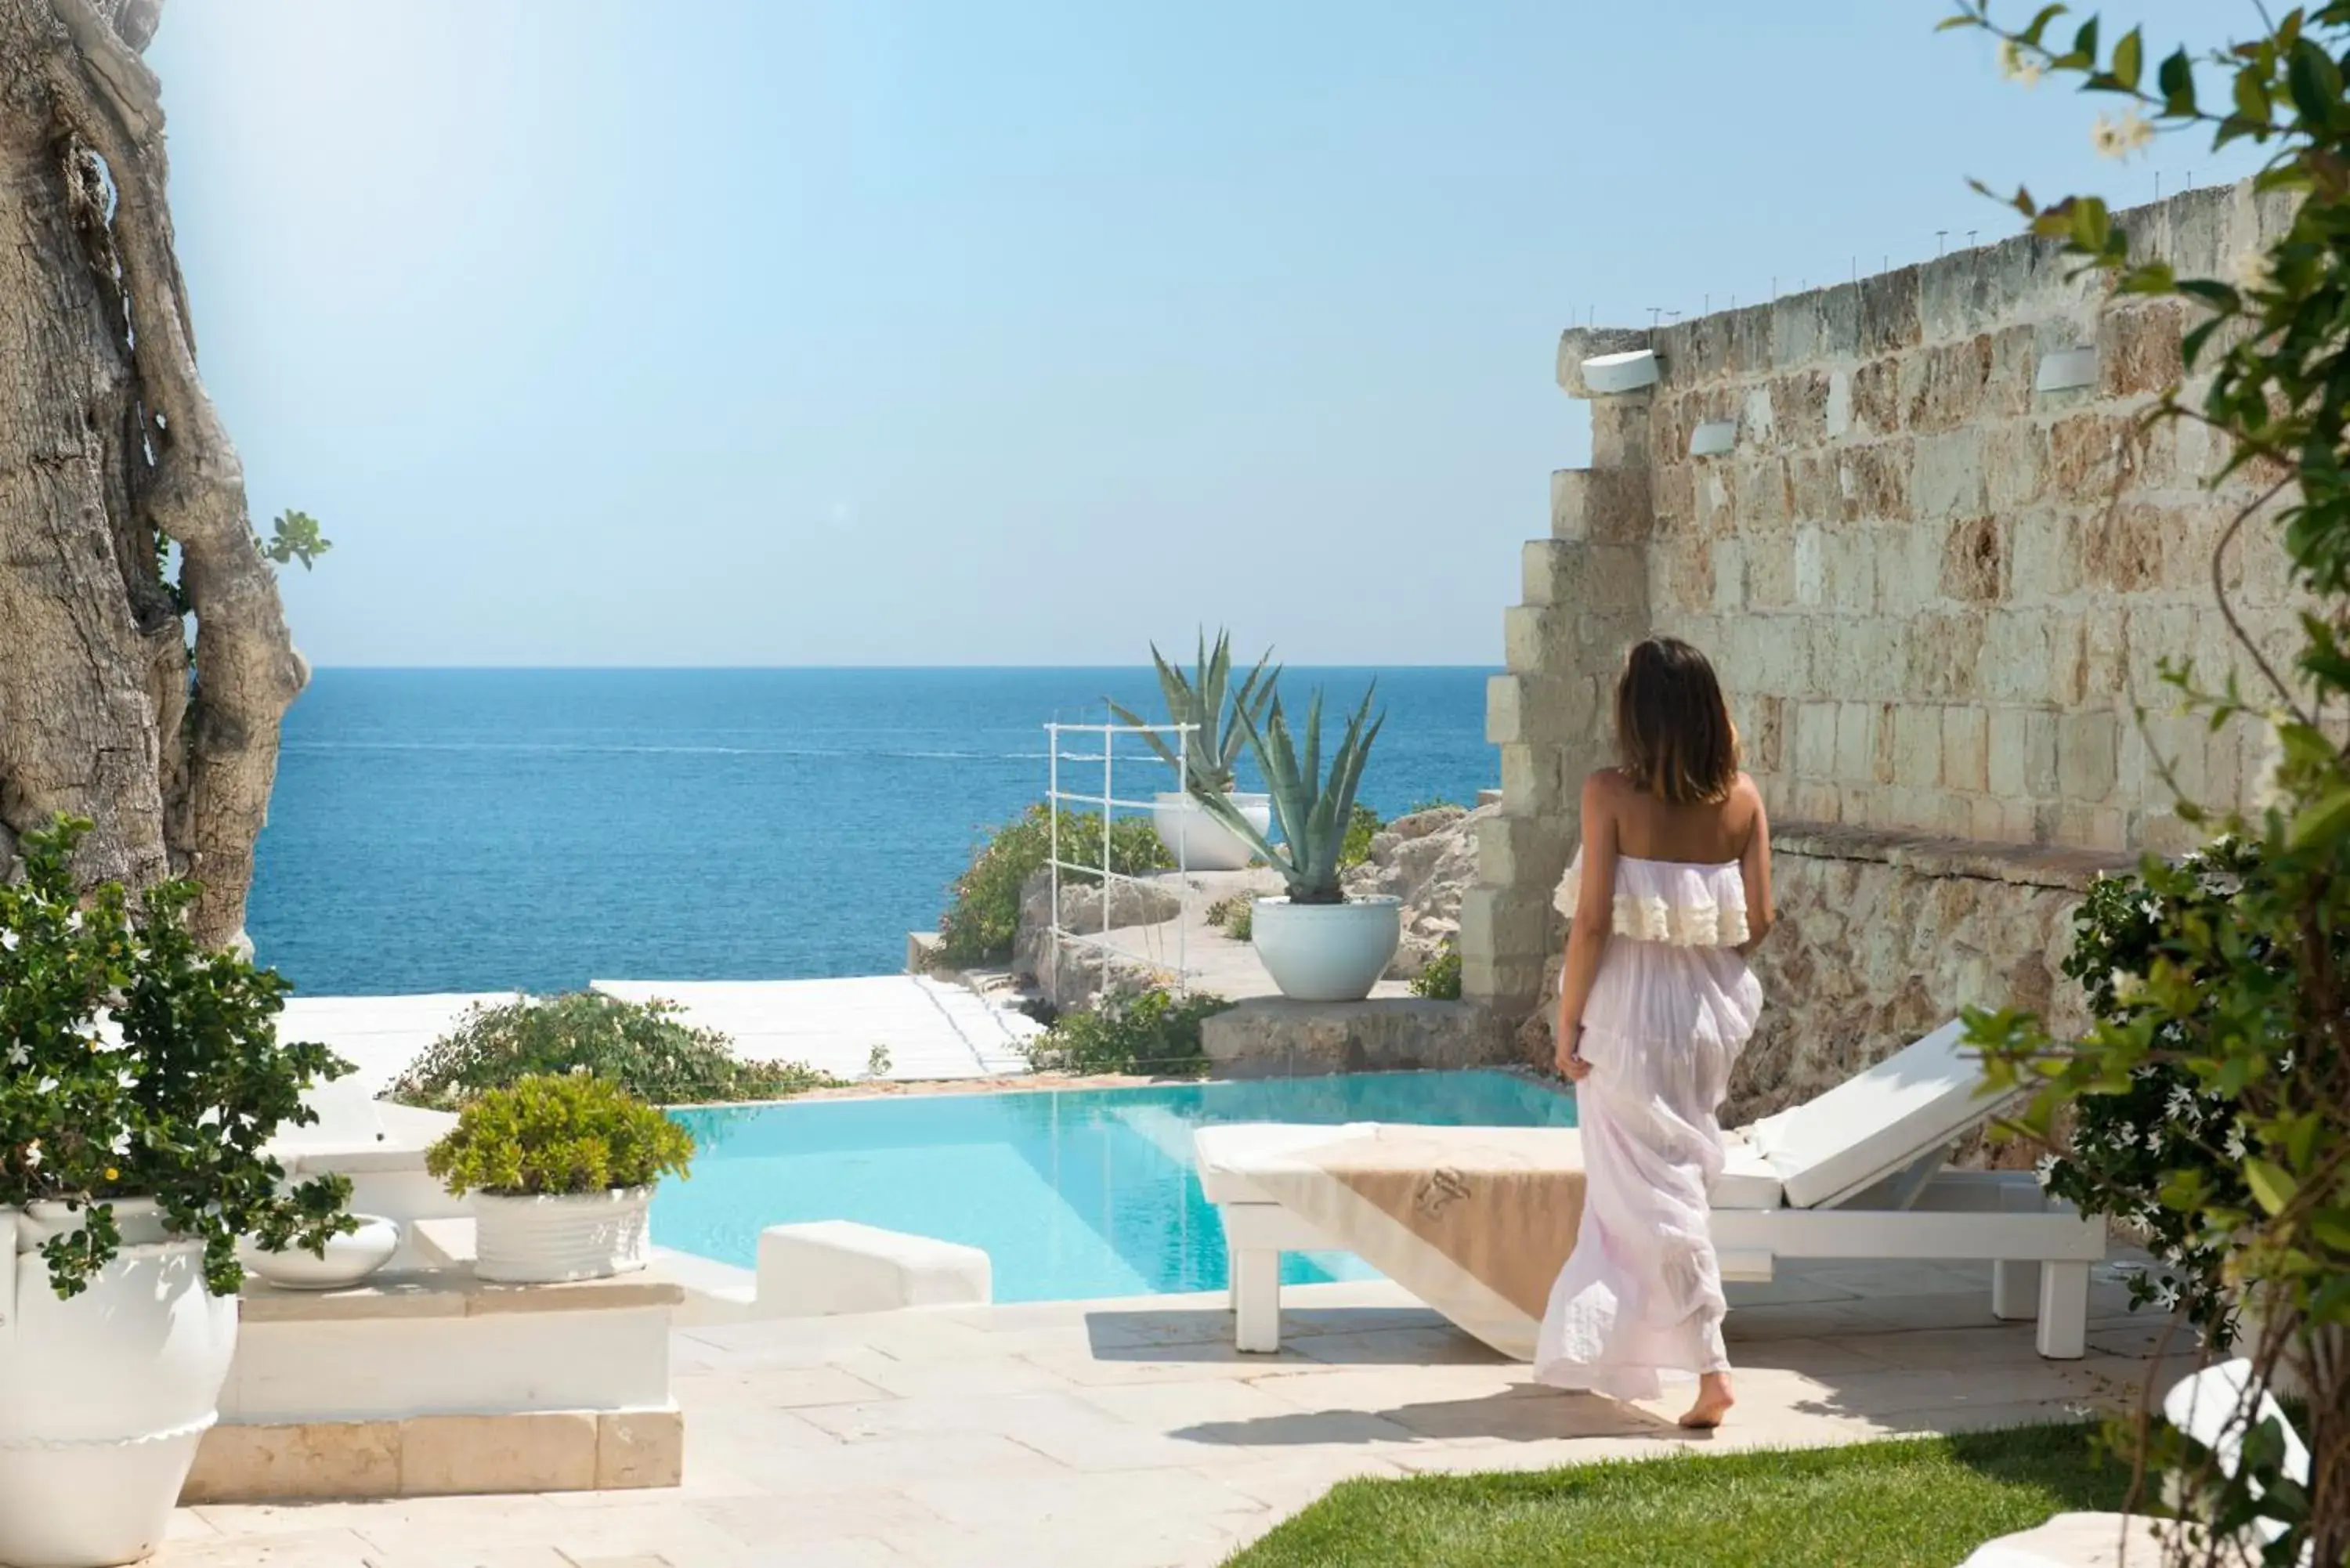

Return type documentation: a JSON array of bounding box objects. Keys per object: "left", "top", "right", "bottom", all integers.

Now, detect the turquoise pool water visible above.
[{"left": 657, "top": 1070, "right": 1577, "bottom": 1302}]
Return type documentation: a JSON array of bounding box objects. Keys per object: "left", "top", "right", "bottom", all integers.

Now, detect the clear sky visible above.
[{"left": 148, "top": 1, "right": 2265, "bottom": 668}]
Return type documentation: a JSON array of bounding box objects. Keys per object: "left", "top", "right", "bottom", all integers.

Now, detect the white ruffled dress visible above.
[{"left": 1533, "top": 851, "right": 1764, "bottom": 1400}]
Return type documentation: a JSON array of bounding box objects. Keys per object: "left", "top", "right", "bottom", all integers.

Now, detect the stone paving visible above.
[
  {"left": 281, "top": 978, "right": 1043, "bottom": 1094},
  {"left": 159, "top": 1257, "right": 2190, "bottom": 1568}
]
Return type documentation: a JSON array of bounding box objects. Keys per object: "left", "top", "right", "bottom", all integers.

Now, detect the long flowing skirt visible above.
[{"left": 1533, "top": 938, "right": 1762, "bottom": 1400}]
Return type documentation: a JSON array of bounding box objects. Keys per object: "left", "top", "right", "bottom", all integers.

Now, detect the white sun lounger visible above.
[{"left": 1195, "top": 1020, "right": 2105, "bottom": 1360}]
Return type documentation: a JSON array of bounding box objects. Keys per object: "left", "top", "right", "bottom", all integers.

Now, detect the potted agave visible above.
[
  {"left": 1195, "top": 685, "right": 1400, "bottom": 1001},
  {"left": 1, "top": 818, "right": 355, "bottom": 1568},
  {"left": 427, "top": 1072, "right": 693, "bottom": 1283},
  {"left": 1108, "top": 630, "right": 1278, "bottom": 873}
]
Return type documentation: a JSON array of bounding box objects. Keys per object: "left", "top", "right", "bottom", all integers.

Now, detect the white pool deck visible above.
[
  {"left": 280, "top": 977, "right": 1042, "bottom": 1097},
  {"left": 161, "top": 1258, "right": 2192, "bottom": 1568}
]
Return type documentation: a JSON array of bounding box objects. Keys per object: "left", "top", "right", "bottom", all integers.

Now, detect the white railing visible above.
[{"left": 1043, "top": 719, "right": 1195, "bottom": 1003}]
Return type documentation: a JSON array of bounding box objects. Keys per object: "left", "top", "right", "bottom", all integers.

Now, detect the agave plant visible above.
[
  {"left": 1106, "top": 629, "right": 1278, "bottom": 793},
  {"left": 1195, "top": 685, "right": 1384, "bottom": 905}
]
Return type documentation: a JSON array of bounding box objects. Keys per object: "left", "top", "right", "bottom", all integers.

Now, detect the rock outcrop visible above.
[
  {"left": 1012, "top": 870, "right": 1183, "bottom": 1006},
  {"left": 1342, "top": 802, "right": 1495, "bottom": 978}
]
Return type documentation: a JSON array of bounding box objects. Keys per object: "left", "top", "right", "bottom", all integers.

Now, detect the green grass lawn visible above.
[{"left": 1224, "top": 1423, "right": 2133, "bottom": 1568}]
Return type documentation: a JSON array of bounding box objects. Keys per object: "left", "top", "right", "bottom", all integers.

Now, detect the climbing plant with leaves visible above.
[{"left": 1943, "top": 5, "right": 2350, "bottom": 1563}]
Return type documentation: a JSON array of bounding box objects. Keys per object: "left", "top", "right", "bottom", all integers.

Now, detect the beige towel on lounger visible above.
[{"left": 1227, "top": 1125, "right": 1585, "bottom": 1360}]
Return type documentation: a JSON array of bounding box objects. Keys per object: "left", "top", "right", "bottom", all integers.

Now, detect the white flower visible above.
[
  {"left": 2114, "top": 1120, "right": 2138, "bottom": 1145},
  {"left": 0, "top": 929, "right": 17, "bottom": 952},
  {"left": 2146, "top": 1129, "right": 2164, "bottom": 1152},
  {"left": 2034, "top": 1153, "right": 2059, "bottom": 1190},
  {"left": 63, "top": 911, "right": 81, "bottom": 933},
  {"left": 2166, "top": 1086, "right": 2200, "bottom": 1125},
  {"left": 2225, "top": 1125, "right": 2248, "bottom": 1160},
  {"left": 2110, "top": 970, "right": 2146, "bottom": 1003},
  {"left": 5, "top": 1043, "right": 26, "bottom": 1068},
  {"left": 2153, "top": 1280, "right": 2182, "bottom": 1312},
  {"left": 2279, "top": 1049, "right": 2297, "bottom": 1074},
  {"left": 34, "top": 1076, "right": 56, "bottom": 1095},
  {"left": 21, "top": 1140, "right": 38, "bottom": 1169},
  {"left": 1999, "top": 39, "right": 2045, "bottom": 89},
  {"left": 2092, "top": 110, "right": 2157, "bottom": 160}
]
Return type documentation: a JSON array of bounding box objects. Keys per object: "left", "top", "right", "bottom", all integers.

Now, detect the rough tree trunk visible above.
[{"left": 0, "top": 0, "right": 303, "bottom": 948}]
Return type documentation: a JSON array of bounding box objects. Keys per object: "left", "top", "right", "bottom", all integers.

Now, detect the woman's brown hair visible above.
[{"left": 1614, "top": 637, "right": 1741, "bottom": 805}]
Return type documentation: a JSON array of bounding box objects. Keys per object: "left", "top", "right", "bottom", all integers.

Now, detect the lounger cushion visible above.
[
  {"left": 1708, "top": 1134, "right": 1784, "bottom": 1209},
  {"left": 1195, "top": 1122, "right": 1377, "bottom": 1206},
  {"left": 1198, "top": 1122, "right": 1787, "bottom": 1211},
  {"left": 1739, "top": 1019, "right": 2008, "bottom": 1209}
]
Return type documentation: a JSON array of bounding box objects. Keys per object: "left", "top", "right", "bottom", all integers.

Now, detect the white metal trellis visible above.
[{"left": 1043, "top": 718, "right": 1197, "bottom": 1003}]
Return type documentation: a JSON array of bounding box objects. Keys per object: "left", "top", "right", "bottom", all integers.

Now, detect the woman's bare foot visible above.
[{"left": 1678, "top": 1373, "right": 1734, "bottom": 1429}]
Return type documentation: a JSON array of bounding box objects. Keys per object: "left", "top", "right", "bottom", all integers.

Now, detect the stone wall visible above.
[
  {"left": 1726, "top": 827, "right": 2120, "bottom": 1123},
  {"left": 1464, "top": 178, "right": 2304, "bottom": 1082}
]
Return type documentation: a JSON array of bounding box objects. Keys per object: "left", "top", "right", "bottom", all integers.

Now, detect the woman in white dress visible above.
[{"left": 1534, "top": 637, "right": 1774, "bottom": 1429}]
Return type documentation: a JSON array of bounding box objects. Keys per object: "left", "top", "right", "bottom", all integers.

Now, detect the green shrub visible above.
[
  {"left": 1946, "top": 9, "right": 2350, "bottom": 1552},
  {"left": 1405, "top": 796, "right": 1458, "bottom": 815},
  {"left": 0, "top": 815, "right": 354, "bottom": 1299},
  {"left": 1339, "top": 803, "right": 1383, "bottom": 869},
  {"left": 1029, "top": 988, "right": 1232, "bottom": 1077},
  {"left": 935, "top": 802, "right": 1172, "bottom": 966},
  {"left": 1410, "top": 940, "right": 1462, "bottom": 1000},
  {"left": 1205, "top": 892, "right": 1255, "bottom": 941},
  {"left": 2016, "top": 844, "right": 2262, "bottom": 1347},
  {"left": 386, "top": 992, "right": 836, "bottom": 1109},
  {"left": 426, "top": 1073, "right": 695, "bottom": 1197}
]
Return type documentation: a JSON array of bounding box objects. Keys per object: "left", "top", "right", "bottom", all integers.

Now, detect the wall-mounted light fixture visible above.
[
  {"left": 1689, "top": 420, "right": 1738, "bottom": 457},
  {"left": 2034, "top": 346, "right": 2099, "bottom": 392},
  {"left": 1581, "top": 349, "right": 1659, "bottom": 394}
]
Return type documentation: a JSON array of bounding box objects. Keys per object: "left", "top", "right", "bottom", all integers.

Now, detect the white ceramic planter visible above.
[
  {"left": 472, "top": 1187, "right": 653, "bottom": 1284},
  {"left": 237, "top": 1214, "right": 401, "bottom": 1291},
  {"left": 1250, "top": 895, "right": 1403, "bottom": 1002},
  {"left": 0, "top": 1200, "right": 239, "bottom": 1568},
  {"left": 1150, "top": 792, "right": 1271, "bottom": 873}
]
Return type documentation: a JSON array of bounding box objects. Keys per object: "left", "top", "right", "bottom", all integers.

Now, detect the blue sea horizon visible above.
[{"left": 251, "top": 666, "right": 1499, "bottom": 998}]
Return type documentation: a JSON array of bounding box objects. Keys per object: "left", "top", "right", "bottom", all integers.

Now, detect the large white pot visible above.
[
  {"left": 1250, "top": 895, "right": 1403, "bottom": 1002},
  {"left": 1150, "top": 792, "right": 1271, "bottom": 873},
  {"left": 472, "top": 1187, "right": 652, "bottom": 1284},
  {"left": 0, "top": 1200, "right": 239, "bottom": 1568}
]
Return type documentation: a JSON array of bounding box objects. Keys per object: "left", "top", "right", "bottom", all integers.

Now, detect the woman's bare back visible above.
[{"left": 1592, "top": 768, "right": 1763, "bottom": 865}]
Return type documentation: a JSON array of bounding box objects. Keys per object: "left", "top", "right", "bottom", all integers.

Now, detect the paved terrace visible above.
[
  {"left": 280, "top": 977, "right": 1041, "bottom": 1098},
  {"left": 162, "top": 1257, "right": 2186, "bottom": 1568}
]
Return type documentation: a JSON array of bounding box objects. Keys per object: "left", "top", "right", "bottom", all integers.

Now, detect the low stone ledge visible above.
[
  {"left": 1201, "top": 998, "right": 1512, "bottom": 1078},
  {"left": 240, "top": 1263, "right": 685, "bottom": 1324},
  {"left": 1771, "top": 821, "right": 2136, "bottom": 893},
  {"left": 180, "top": 1405, "right": 680, "bottom": 1503}
]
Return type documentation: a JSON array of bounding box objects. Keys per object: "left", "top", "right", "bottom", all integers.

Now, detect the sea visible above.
[{"left": 248, "top": 667, "right": 1498, "bottom": 997}]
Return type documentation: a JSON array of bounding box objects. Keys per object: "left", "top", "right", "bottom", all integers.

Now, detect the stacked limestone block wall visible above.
[{"left": 1466, "top": 180, "right": 2305, "bottom": 1115}]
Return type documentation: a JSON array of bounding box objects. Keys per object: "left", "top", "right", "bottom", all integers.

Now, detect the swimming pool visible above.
[{"left": 657, "top": 1070, "right": 1577, "bottom": 1302}]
